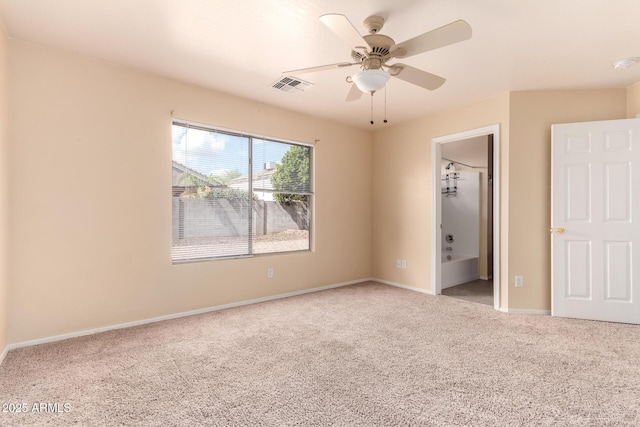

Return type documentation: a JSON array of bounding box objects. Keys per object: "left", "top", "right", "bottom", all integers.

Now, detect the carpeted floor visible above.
[{"left": 1, "top": 281, "right": 639, "bottom": 426}]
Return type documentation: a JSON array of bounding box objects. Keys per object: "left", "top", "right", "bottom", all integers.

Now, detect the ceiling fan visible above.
[{"left": 283, "top": 14, "right": 472, "bottom": 103}]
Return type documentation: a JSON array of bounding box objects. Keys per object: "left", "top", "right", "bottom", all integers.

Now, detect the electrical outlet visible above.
[
  {"left": 267, "top": 268, "right": 274, "bottom": 279},
  {"left": 515, "top": 275, "right": 524, "bottom": 287},
  {"left": 396, "top": 259, "right": 402, "bottom": 268},
  {"left": 401, "top": 260, "right": 407, "bottom": 269}
]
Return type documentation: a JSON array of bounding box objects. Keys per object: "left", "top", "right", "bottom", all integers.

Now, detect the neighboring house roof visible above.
[
  {"left": 228, "top": 164, "right": 279, "bottom": 201},
  {"left": 172, "top": 161, "right": 209, "bottom": 186},
  {"left": 172, "top": 161, "right": 212, "bottom": 197},
  {"left": 173, "top": 161, "right": 279, "bottom": 198},
  {"left": 229, "top": 167, "right": 277, "bottom": 191}
]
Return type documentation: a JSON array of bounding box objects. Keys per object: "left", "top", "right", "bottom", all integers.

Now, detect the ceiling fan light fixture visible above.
[{"left": 352, "top": 69, "right": 391, "bottom": 93}]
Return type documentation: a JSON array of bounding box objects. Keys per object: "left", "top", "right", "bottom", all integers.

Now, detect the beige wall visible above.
[
  {"left": 627, "top": 81, "right": 640, "bottom": 118},
  {"left": 507, "top": 89, "right": 626, "bottom": 310},
  {"left": 372, "top": 89, "right": 628, "bottom": 312},
  {"left": 4, "top": 38, "right": 637, "bottom": 347},
  {"left": 0, "top": 22, "right": 8, "bottom": 355},
  {"left": 8, "top": 40, "right": 372, "bottom": 344},
  {"left": 371, "top": 94, "right": 511, "bottom": 306}
]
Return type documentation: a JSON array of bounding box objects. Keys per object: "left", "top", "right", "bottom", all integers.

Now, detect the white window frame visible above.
[{"left": 172, "top": 119, "right": 313, "bottom": 263}]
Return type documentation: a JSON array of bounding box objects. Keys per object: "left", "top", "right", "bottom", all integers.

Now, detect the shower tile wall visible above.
[{"left": 441, "top": 172, "right": 480, "bottom": 258}]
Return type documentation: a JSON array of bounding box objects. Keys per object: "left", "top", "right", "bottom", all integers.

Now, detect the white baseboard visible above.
[
  {"left": 373, "top": 278, "right": 435, "bottom": 295},
  {"left": 374, "top": 278, "right": 548, "bottom": 315},
  {"left": 8, "top": 278, "right": 370, "bottom": 351},
  {"left": 3, "top": 278, "right": 550, "bottom": 354},
  {"left": 0, "top": 345, "right": 7, "bottom": 366},
  {"left": 499, "top": 307, "right": 551, "bottom": 315}
]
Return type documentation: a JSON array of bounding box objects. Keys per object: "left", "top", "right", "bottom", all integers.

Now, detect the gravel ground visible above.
[{"left": 172, "top": 230, "right": 309, "bottom": 260}]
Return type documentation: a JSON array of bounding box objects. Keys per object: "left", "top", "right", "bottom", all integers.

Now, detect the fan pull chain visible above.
[
  {"left": 384, "top": 85, "right": 388, "bottom": 124},
  {"left": 370, "top": 93, "right": 374, "bottom": 125}
]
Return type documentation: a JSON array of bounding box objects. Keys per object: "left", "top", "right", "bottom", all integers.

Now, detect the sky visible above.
[{"left": 171, "top": 124, "right": 291, "bottom": 178}]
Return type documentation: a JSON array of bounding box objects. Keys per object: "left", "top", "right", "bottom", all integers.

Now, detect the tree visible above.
[
  {"left": 176, "top": 172, "right": 207, "bottom": 197},
  {"left": 222, "top": 169, "right": 242, "bottom": 183},
  {"left": 178, "top": 169, "right": 254, "bottom": 200},
  {"left": 271, "top": 145, "right": 310, "bottom": 204},
  {"left": 205, "top": 169, "right": 242, "bottom": 186}
]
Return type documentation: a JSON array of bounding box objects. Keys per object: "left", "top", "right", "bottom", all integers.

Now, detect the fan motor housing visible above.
[
  {"left": 363, "top": 15, "right": 385, "bottom": 34},
  {"left": 352, "top": 33, "right": 395, "bottom": 64}
]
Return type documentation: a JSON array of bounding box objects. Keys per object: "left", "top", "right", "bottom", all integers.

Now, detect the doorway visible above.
[{"left": 431, "top": 125, "right": 500, "bottom": 310}]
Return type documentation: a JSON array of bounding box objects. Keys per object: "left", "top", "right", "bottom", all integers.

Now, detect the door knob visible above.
[{"left": 556, "top": 228, "right": 565, "bottom": 234}]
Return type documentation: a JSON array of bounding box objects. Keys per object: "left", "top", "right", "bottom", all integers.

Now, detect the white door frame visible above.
[{"left": 431, "top": 124, "right": 501, "bottom": 310}]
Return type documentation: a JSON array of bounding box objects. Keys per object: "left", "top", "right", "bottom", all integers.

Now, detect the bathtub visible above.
[{"left": 441, "top": 254, "right": 479, "bottom": 289}]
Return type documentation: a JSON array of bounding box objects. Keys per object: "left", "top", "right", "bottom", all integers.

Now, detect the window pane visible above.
[
  {"left": 172, "top": 124, "right": 251, "bottom": 261},
  {"left": 172, "top": 122, "right": 312, "bottom": 262},
  {"left": 252, "top": 139, "right": 311, "bottom": 254},
  {"left": 252, "top": 199, "right": 310, "bottom": 254},
  {"left": 253, "top": 139, "right": 311, "bottom": 194}
]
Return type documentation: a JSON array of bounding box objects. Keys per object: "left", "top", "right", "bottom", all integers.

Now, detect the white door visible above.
[{"left": 552, "top": 118, "right": 640, "bottom": 324}]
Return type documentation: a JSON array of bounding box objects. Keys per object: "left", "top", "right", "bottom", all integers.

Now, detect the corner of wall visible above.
[
  {"left": 6, "top": 40, "right": 376, "bottom": 343},
  {"left": 370, "top": 93, "right": 510, "bottom": 299},
  {"left": 626, "top": 81, "right": 640, "bottom": 118},
  {"left": 0, "top": 17, "right": 9, "bottom": 363}
]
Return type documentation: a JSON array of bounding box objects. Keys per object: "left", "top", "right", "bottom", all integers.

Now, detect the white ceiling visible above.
[{"left": 1, "top": 0, "right": 640, "bottom": 129}]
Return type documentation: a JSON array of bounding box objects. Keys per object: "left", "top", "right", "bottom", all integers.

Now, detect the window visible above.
[{"left": 171, "top": 120, "right": 312, "bottom": 263}]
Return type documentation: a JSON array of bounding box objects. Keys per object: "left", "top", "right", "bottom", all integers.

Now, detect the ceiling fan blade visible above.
[
  {"left": 283, "top": 62, "right": 354, "bottom": 75},
  {"left": 320, "top": 14, "right": 369, "bottom": 52},
  {"left": 390, "top": 64, "right": 446, "bottom": 90},
  {"left": 390, "top": 19, "right": 472, "bottom": 59},
  {"left": 345, "top": 83, "right": 363, "bottom": 102}
]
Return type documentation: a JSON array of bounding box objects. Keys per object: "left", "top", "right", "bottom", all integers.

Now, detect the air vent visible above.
[{"left": 272, "top": 76, "right": 313, "bottom": 93}]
